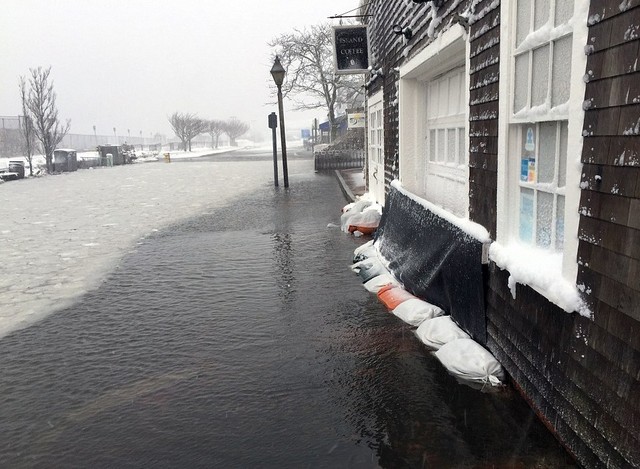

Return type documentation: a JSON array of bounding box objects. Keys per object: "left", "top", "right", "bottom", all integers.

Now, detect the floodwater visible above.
[{"left": 0, "top": 155, "right": 576, "bottom": 468}]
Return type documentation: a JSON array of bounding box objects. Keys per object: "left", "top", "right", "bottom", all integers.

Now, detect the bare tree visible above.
[
  {"left": 168, "top": 112, "right": 207, "bottom": 151},
  {"left": 19, "top": 76, "right": 37, "bottom": 176},
  {"left": 224, "top": 118, "right": 249, "bottom": 147},
  {"left": 269, "top": 23, "right": 363, "bottom": 140},
  {"left": 25, "top": 67, "right": 70, "bottom": 173},
  {"left": 207, "top": 119, "right": 227, "bottom": 149}
]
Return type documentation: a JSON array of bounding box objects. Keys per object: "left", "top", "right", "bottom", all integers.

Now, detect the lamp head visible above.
[{"left": 270, "top": 56, "right": 286, "bottom": 86}]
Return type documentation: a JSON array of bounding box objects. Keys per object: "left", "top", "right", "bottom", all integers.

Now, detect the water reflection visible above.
[{"left": 272, "top": 232, "right": 294, "bottom": 302}]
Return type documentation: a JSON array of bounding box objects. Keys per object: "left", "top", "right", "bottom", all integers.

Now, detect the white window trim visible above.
[
  {"left": 368, "top": 89, "right": 385, "bottom": 205},
  {"left": 496, "top": 0, "right": 590, "bottom": 285},
  {"left": 398, "top": 24, "right": 470, "bottom": 217}
]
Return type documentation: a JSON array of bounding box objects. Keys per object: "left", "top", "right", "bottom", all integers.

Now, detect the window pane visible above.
[
  {"left": 552, "top": 36, "right": 572, "bottom": 107},
  {"left": 458, "top": 127, "right": 466, "bottom": 165},
  {"left": 520, "top": 188, "right": 535, "bottom": 243},
  {"left": 555, "top": 0, "right": 574, "bottom": 26},
  {"left": 558, "top": 121, "right": 568, "bottom": 187},
  {"left": 536, "top": 191, "right": 554, "bottom": 247},
  {"left": 438, "top": 80, "right": 448, "bottom": 117},
  {"left": 430, "top": 130, "right": 436, "bottom": 161},
  {"left": 458, "top": 70, "right": 466, "bottom": 114},
  {"left": 556, "top": 195, "right": 565, "bottom": 251},
  {"left": 449, "top": 74, "right": 460, "bottom": 116},
  {"left": 429, "top": 83, "right": 437, "bottom": 119},
  {"left": 538, "top": 121, "right": 557, "bottom": 183},
  {"left": 534, "top": 0, "right": 550, "bottom": 30},
  {"left": 532, "top": 45, "right": 550, "bottom": 106},
  {"left": 447, "top": 128, "right": 457, "bottom": 163},
  {"left": 437, "top": 129, "right": 446, "bottom": 162},
  {"left": 514, "top": 53, "right": 529, "bottom": 112},
  {"left": 516, "top": 0, "right": 532, "bottom": 47},
  {"left": 520, "top": 125, "right": 536, "bottom": 181}
]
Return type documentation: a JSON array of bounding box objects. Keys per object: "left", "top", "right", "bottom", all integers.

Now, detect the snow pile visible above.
[
  {"left": 341, "top": 193, "right": 382, "bottom": 235},
  {"left": 489, "top": 242, "right": 591, "bottom": 317}
]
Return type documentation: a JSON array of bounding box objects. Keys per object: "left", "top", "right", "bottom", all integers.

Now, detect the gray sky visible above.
[{"left": 0, "top": 0, "right": 357, "bottom": 140}]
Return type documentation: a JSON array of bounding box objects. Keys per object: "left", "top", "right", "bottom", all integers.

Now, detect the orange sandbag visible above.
[
  {"left": 348, "top": 224, "right": 377, "bottom": 235},
  {"left": 377, "top": 285, "right": 417, "bottom": 310}
]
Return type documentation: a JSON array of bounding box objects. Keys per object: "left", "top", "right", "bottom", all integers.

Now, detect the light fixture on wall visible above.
[{"left": 392, "top": 24, "right": 413, "bottom": 40}]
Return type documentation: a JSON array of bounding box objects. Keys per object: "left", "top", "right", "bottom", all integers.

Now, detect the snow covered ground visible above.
[
  {"left": 0, "top": 155, "right": 295, "bottom": 339},
  {"left": 0, "top": 146, "right": 239, "bottom": 171}
]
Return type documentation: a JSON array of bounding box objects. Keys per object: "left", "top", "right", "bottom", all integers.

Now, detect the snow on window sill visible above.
[{"left": 489, "top": 241, "right": 591, "bottom": 318}]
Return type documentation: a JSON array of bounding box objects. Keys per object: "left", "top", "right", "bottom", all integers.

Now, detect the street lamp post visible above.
[{"left": 270, "top": 56, "right": 289, "bottom": 188}]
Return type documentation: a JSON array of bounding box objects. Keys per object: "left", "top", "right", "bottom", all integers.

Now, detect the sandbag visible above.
[
  {"left": 434, "top": 338, "right": 504, "bottom": 387},
  {"left": 392, "top": 298, "right": 444, "bottom": 327},
  {"left": 353, "top": 240, "right": 377, "bottom": 263},
  {"left": 377, "top": 285, "right": 417, "bottom": 310},
  {"left": 363, "top": 273, "right": 400, "bottom": 293},
  {"left": 346, "top": 208, "right": 382, "bottom": 235},
  {"left": 340, "top": 199, "right": 373, "bottom": 231},
  {"left": 352, "top": 257, "right": 387, "bottom": 283},
  {"left": 415, "top": 316, "right": 469, "bottom": 349}
]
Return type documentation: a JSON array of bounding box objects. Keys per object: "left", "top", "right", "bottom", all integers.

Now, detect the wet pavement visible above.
[{"left": 0, "top": 152, "right": 576, "bottom": 468}]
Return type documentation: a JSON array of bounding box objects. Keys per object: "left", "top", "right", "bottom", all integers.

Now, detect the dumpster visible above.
[
  {"left": 97, "top": 145, "right": 125, "bottom": 165},
  {"left": 8, "top": 160, "right": 25, "bottom": 179},
  {"left": 53, "top": 149, "right": 78, "bottom": 172}
]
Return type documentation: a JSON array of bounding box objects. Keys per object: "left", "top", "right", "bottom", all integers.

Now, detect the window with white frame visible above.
[
  {"left": 509, "top": 0, "right": 576, "bottom": 250},
  {"left": 425, "top": 65, "right": 467, "bottom": 217},
  {"left": 427, "top": 66, "right": 466, "bottom": 166},
  {"left": 369, "top": 99, "right": 384, "bottom": 165}
]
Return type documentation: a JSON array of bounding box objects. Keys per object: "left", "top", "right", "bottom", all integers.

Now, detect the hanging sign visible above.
[
  {"left": 333, "top": 25, "right": 370, "bottom": 75},
  {"left": 348, "top": 112, "right": 365, "bottom": 128}
]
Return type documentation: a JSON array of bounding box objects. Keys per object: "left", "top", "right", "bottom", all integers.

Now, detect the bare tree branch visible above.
[
  {"left": 24, "top": 66, "right": 70, "bottom": 173},
  {"left": 269, "top": 23, "right": 364, "bottom": 140},
  {"left": 168, "top": 112, "right": 207, "bottom": 151},
  {"left": 224, "top": 118, "right": 249, "bottom": 147}
]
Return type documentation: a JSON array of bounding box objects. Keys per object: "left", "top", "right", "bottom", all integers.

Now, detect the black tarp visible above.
[{"left": 375, "top": 185, "right": 487, "bottom": 344}]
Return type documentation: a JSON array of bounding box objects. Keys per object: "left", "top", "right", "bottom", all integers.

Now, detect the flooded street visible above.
[{"left": 0, "top": 154, "right": 575, "bottom": 467}]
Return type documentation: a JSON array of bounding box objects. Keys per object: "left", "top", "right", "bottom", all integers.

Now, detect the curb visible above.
[{"left": 334, "top": 170, "right": 357, "bottom": 203}]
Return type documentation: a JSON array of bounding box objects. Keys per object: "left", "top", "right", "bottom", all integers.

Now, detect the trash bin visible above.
[{"left": 164, "top": 153, "right": 171, "bottom": 163}]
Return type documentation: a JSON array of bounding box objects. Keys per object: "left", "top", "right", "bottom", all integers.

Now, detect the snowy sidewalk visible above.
[{"left": 0, "top": 159, "right": 276, "bottom": 339}]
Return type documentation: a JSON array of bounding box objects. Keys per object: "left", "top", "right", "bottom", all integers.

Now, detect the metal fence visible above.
[{"left": 314, "top": 149, "right": 365, "bottom": 171}]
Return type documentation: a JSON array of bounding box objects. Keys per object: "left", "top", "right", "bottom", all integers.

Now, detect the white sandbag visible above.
[
  {"left": 353, "top": 240, "right": 377, "bottom": 262},
  {"left": 345, "top": 207, "right": 382, "bottom": 232},
  {"left": 415, "top": 316, "right": 470, "bottom": 350},
  {"left": 340, "top": 199, "right": 373, "bottom": 231},
  {"left": 363, "top": 273, "right": 400, "bottom": 293},
  {"left": 434, "top": 338, "right": 505, "bottom": 386},
  {"left": 351, "top": 257, "right": 387, "bottom": 282},
  {"left": 392, "top": 298, "right": 444, "bottom": 327},
  {"left": 354, "top": 240, "right": 374, "bottom": 256}
]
